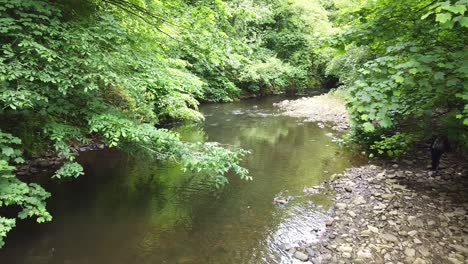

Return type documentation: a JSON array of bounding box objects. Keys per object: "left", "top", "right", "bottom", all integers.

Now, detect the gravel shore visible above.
[
  {"left": 286, "top": 155, "right": 468, "bottom": 264},
  {"left": 276, "top": 94, "right": 468, "bottom": 263},
  {"left": 274, "top": 94, "right": 349, "bottom": 131}
]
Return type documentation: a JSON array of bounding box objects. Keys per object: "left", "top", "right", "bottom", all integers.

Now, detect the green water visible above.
[{"left": 0, "top": 96, "right": 361, "bottom": 264}]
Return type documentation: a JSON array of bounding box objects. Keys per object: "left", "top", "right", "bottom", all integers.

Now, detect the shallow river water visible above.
[{"left": 1, "top": 96, "right": 362, "bottom": 264}]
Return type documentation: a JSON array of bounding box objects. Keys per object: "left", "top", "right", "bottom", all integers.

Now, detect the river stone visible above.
[
  {"left": 360, "top": 229, "right": 372, "bottom": 237},
  {"left": 357, "top": 249, "right": 372, "bottom": 258},
  {"left": 336, "top": 203, "right": 347, "bottom": 209},
  {"left": 447, "top": 257, "right": 463, "bottom": 264},
  {"left": 354, "top": 196, "right": 366, "bottom": 205},
  {"left": 293, "top": 251, "right": 309, "bottom": 261},
  {"left": 404, "top": 248, "right": 416, "bottom": 257},
  {"left": 381, "top": 233, "right": 399, "bottom": 242},
  {"left": 349, "top": 211, "right": 357, "bottom": 217},
  {"left": 38, "top": 159, "right": 51, "bottom": 167},
  {"left": 283, "top": 243, "right": 293, "bottom": 251},
  {"left": 392, "top": 184, "right": 406, "bottom": 190},
  {"left": 413, "top": 258, "right": 426, "bottom": 264},
  {"left": 305, "top": 247, "right": 315, "bottom": 256},
  {"left": 450, "top": 244, "right": 468, "bottom": 256},
  {"left": 381, "top": 193, "right": 394, "bottom": 200},
  {"left": 338, "top": 245, "right": 353, "bottom": 253},
  {"left": 367, "top": 225, "right": 379, "bottom": 233},
  {"left": 353, "top": 257, "right": 366, "bottom": 263},
  {"left": 454, "top": 208, "right": 466, "bottom": 216}
]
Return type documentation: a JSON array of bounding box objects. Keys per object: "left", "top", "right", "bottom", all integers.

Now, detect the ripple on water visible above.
[{"left": 265, "top": 204, "right": 329, "bottom": 263}]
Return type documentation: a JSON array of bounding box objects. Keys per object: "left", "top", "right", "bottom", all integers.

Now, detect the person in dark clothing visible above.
[{"left": 430, "top": 135, "right": 450, "bottom": 172}]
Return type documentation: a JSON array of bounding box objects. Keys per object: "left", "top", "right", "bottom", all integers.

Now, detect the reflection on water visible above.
[{"left": 0, "top": 96, "right": 361, "bottom": 264}]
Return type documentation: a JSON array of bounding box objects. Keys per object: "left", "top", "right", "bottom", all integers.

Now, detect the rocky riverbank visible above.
[
  {"left": 286, "top": 153, "right": 468, "bottom": 264},
  {"left": 275, "top": 94, "right": 468, "bottom": 263}
]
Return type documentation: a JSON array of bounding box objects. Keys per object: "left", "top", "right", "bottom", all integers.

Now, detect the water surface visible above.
[{"left": 1, "top": 96, "right": 361, "bottom": 264}]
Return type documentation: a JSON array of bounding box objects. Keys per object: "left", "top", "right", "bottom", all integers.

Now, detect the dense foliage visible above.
[
  {"left": 4, "top": 0, "right": 464, "bottom": 249},
  {"left": 0, "top": 0, "right": 333, "bottom": 247},
  {"left": 326, "top": 0, "right": 468, "bottom": 156}
]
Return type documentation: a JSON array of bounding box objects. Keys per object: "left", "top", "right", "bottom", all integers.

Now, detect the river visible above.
[{"left": 0, "top": 96, "right": 362, "bottom": 264}]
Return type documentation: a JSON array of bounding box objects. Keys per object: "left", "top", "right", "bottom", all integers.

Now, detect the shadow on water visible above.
[{"left": 0, "top": 96, "right": 364, "bottom": 264}]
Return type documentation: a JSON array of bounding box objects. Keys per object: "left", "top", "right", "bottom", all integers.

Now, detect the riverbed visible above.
[{"left": 0, "top": 96, "right": 362, "bottom": 264}]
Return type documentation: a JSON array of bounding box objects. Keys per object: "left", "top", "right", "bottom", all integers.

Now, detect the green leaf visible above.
[
  {"left": 363, "top": 122, "right": 375, "bottom": 132},
  {"left": 379, "top": 118, "right": 392, "bottom": 128},
  {"left": 1, "top": 147, "right": 14, "bottom": 157},
  {"left": 436, "top": 13, "right": 452, "bottom": 23},
  {"left": 441, "top": 5, "right": 466, "bottom": 14},
  {"left": 393, "top": 90, "right": 402, "bottom": 96},
  {"left": 394, "top": 76, "right": 405, "bottom": 84},
  {"left": 434, "top": 72, "right": 445, "bottom": 80},
  {"left": 459, "top": 17, "right": 468, "bottom": 27}
]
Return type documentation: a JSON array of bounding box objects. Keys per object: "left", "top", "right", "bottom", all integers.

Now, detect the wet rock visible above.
[
  {"left": 16, "top": 169, "right": 28, "bottom": 176},
  {"left": 293, "top": 251, "right": 309, "bottom": 261},
  {"left": 37, "top": 159, "right": 51, "bottom": 167},
  {"left": 273, "top": 195, "right": 293, "bottom": 206}
]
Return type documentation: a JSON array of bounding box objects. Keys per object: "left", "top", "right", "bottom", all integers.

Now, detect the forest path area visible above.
[{"left": 275, "top": 95, "right": 468, "bottom": 263}]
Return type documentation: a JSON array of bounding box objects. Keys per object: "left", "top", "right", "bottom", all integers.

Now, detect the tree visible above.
[{"left": 327, "top": 0, "right": 468, "bottom": 156}]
